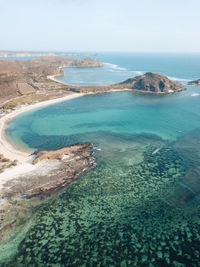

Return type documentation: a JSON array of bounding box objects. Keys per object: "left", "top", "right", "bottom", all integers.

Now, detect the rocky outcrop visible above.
[
  {"left": 1, "top": 143, "right": 95, "bottom": 198},
  {"left": 188, "top": 79, "right": 200, "bottom": 86},
  {"left": 20, "top": 142, "right": 95, "bottom": 197},
  {"left": 33, "top": 142, "right": 93, "bottom": 164},
  {"left": 118, "top": 72, "right": 185, "bottom": 93},
  {"left": 0, "top": 142, "right": 95, "bottom": 241}
]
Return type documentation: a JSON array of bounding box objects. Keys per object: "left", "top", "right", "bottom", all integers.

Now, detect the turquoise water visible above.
[
  {"left": 6, "top": 89, "right": 200, "bottom": 151},
  {"left": 2, "top": 53, "right": 200, "bottom": 266}
]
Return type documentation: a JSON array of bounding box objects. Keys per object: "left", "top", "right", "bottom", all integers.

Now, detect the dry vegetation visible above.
[{"left": 0, "top": 154, "right": 18, "bottom": 173}]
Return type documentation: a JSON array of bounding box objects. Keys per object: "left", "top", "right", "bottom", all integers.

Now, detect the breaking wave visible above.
[
  {"left": 104, "top": 62, "right": 144, "bottom": 77},
  {"left": 104, "top": 62, "right": 128, "bottom": 71},
  {"left": 168, "top": 76, "right": 191, "bottom": 83}
]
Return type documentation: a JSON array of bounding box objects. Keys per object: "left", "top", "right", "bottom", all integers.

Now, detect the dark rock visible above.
[{"left": 188, "top": 79, "right": 200, "bottom": 86}]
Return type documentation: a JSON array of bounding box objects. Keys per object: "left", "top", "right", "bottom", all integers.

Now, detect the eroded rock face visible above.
[
  {"left": 119, "top": 72, "right": 185, "bottom": 93},
  {"left": 188, "top": 79, "right": 200, "bottom": 86}
]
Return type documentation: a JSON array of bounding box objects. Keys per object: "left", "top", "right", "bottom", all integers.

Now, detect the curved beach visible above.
[{"left": 0, "top": 93, "right": 85, "bottom": 164}]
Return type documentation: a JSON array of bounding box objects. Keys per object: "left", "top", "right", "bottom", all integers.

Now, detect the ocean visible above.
[{"left": 2, "top": 53, "right": 200, "bottom": 266}]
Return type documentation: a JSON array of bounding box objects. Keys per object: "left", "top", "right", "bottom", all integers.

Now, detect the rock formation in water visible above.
[
  {"left": 118, "top": 72, "right": 185, "bottom": 93},
  {"left": 188, "top": 79, "right": 200, "bottom": 86},
  {"left": 1, "top": 143, "right": 95, "bottom": 198},
  {"left": 22, "top": 142, "right": 95, "bottom": 197},
  {"left": 33, "top": 142, "right": 93, "bottom": 165}
]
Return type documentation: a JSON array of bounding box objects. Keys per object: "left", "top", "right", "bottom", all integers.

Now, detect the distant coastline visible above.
[{"left": 0, "top": 51, "right": 95, "bottom": 58}]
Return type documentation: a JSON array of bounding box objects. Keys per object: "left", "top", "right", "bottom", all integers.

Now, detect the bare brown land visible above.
[{"left": 0, "top": 57, "right": 103, "bottom": 107}]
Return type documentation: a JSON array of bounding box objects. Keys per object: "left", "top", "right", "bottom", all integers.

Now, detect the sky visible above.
[{"left": 0, "top": 0, "right": 200, "bottom": 53}]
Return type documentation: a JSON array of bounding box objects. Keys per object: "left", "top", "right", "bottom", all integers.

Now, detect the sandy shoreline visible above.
[
  {"left": 0, "top": 86, "right": 132, "bottom": 164},
  {"left": 47, "top": 71, "right": 68, "bottom": 85},
  {"left": 0, "top": 93, "right": 86, "bottom": 163}
]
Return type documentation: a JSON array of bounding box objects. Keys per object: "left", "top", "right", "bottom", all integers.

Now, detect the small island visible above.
[
  {"left": 117, "top": 72, "right": 185, "bottom": 93},
  {"left": 188, "top": 79, "right": 200, "bottom": 86}
]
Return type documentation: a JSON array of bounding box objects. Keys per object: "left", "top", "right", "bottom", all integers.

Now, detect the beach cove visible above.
[{"left": 1, "top": 53, "right": 200, "bottom": 265}]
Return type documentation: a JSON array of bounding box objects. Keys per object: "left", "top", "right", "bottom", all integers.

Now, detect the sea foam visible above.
[{"left": 191, "top": 93, "right": 200, "bottom": 97}]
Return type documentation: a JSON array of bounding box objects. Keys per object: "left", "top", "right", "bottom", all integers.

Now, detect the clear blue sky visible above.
[{"left": 0, "top": 0, "right": 200, "bottom": 52}]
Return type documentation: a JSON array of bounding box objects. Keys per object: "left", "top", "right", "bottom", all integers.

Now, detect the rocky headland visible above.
[{"left": 188, "top": 79, "right": 200, "bottom": 86}]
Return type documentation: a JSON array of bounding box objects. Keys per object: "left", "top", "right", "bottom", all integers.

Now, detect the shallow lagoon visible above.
[{"left": 6, "top": 88, "right": 200, "bottom": 151}]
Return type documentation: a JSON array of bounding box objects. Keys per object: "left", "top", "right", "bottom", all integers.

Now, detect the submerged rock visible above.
[{"left": 119, "top": 72, "right": 185, "bottom": 93}]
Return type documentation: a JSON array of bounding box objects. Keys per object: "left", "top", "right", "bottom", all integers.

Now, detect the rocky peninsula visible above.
[{"left": 0, "top": 142, "right": 95, "bottom": 198}]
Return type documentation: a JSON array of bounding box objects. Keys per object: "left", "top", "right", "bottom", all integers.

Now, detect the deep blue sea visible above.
[{"left": 2, "top": 53, "right": 200, "bottom": 266}]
